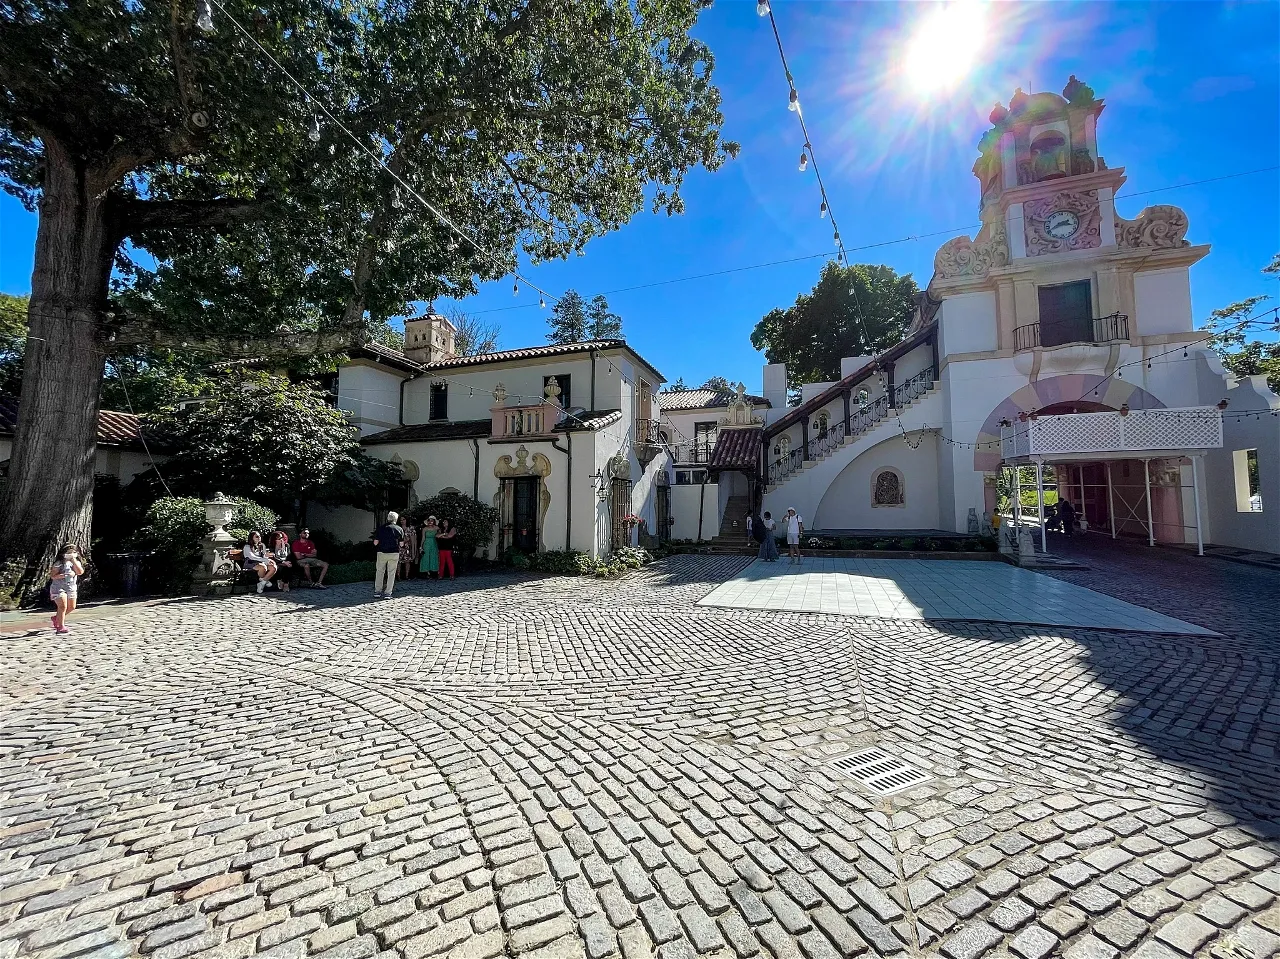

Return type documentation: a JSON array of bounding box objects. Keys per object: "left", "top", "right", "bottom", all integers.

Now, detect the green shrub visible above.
[
  {"left": 326, "top": 560, "right": 376, "bottom": 584},
  {"left": 407, "top": 493, "right": 498, "bottom": 555},
  {"left": 509, "top": 552, "right": 531, "bottom": 571},
  {"left": 309, "top": 528, "right": 374, "bottom": 565},
  {"left": 529, "top": 550, "right": 585, "bottom": 575},
  {"left": 130, "top": 496, "right": 279, "bottom": 594}
]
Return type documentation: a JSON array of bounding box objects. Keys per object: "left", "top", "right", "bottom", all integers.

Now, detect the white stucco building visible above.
[{"left": 717, "top": 78, "right": 1279, "bottom": 554}]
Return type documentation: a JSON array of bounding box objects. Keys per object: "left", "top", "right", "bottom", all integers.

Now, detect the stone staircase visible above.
[
  {"left": 708, "top": 495, "right": 753, "bottom": 549},
  {"left": 764, "top": 383, "right": 941, "bottom": 494}
]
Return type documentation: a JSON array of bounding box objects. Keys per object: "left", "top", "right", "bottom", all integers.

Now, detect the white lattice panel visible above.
[
  {"left": 1122, "top": 409, "right": 1223, "bottom": 451},
  {"left": 1001, "top": 425, "right": 1031, "bottom": 459},
  {"left": 1029, "top": 412, "right": 1124, "bottom": 454}
]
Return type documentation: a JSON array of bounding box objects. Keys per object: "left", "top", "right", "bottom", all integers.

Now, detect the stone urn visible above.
[{"left": 193, "top": 493, "right": 239, "bottom": 594}]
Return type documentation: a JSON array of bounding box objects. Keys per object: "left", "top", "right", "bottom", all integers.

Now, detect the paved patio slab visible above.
[{"left": 697, "top": 557, "right": 1218, "bottom": 634}]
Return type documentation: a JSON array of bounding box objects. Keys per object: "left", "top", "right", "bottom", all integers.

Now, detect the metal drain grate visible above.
[{"left": 828, "top": 747, "right": 932, "bottom": 795}]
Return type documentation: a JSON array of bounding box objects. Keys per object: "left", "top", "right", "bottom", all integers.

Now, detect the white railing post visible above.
[
  {"left": 1106, "top": 462, "right": 1116, "bottom": 539},
  {"left": 1035, "top": 459, "right": 1048, "bottom": 554},
  {"left": 1191, "top": 455, "right": 1204, "bottom": 557},
  {"left": 1143, "top": 457, "right": 1155, "bottom": 547}
]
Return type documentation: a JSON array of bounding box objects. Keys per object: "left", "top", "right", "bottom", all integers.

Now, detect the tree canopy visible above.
[
  {"left": 546, "top": 289, "right": 625, "bottom": 343},
  {"left": 0, "top": 0, "right": 734, "bottom": 602},
  {"left": 1207, "top": 255, "right": 1280, "bottom": 394},
  {"left": 750, "top": 262, "right": 919, "bottom": 384}
]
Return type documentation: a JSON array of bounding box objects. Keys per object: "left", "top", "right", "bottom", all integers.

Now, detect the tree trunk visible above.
[{"left": 0, "top": 140, "right": 115, "bottom": 605}]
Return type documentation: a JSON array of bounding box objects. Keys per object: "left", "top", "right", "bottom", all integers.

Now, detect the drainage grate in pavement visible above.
[{"left": 828, "top": 746, "right": 932, "bottom": 795}]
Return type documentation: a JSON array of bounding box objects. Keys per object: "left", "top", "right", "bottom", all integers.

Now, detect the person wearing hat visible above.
[{"left": 784, "top": 507, "right": 804, "bottom": 564}]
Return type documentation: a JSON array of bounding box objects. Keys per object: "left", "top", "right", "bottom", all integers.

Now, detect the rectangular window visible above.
[
  {"left": 430, "top": 382, "right": 448, "bottom": 421},
  {"left": 1234, "top": 448, "right": 1263, "bottom": 512},
  {"left": 693, "top": 421, "right": 717, "bottom": 463},
  {"left": 1038, "top": 280, "right": 1093, "bottom": 347},
  {"left": 543, "top": 374, "right": 571, "bottom": 412}
]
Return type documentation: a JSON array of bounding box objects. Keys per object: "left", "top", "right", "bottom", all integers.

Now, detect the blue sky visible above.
[{"left": 2, "top": 1, "right": 1277, "bottom": 391}]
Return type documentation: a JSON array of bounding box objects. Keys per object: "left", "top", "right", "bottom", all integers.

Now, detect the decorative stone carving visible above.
[
  {"left": 933, "top": 220, "right": 1010, "bottom": 279},
  {"left": 1116, "top": 205, "right": 1190, "bottom": 249},
  {"left": 1024, "top": 190, "right": 1101, "bottom": 256},
  {"left": 493, "top": 445, "right": 553, "bottom": 553},
  {"left": 872, "top": 468, "right": 904, "bottom": 507},
  {"left": 1071, "top": 148, "right": 1095, "bottom": 176},
  {"left": 543, "top": 378, "right": 561, "bottom": 402},
  {"left": 719, "top": 383, "right": 763, "bottom": 427},
  {"left": 492, "top": 382, "right": 507, "bottom": 405},
  {"left": 607, "top": 453, "right": 631, "bottom": 480}
]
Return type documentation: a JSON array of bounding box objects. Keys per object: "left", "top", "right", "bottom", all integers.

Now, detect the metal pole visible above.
[
  {"left": 1036, "top": 460, "right": 1048, "bottom": 554},
  {"left": 1014, "top": 466, "right": 1022, "bottom": 529},
  {"left": 1191, "top": 456, "right": 1204, "bottom": 557},
  {"left": 1079, "top": 466, "right": 1087, "bottom": 528},
  {"left": 1106, "top": 462, "right": 1116, "bottom": 539},
  {"left": 1143, "top": 457, "right": 1154, "bottom": 547}
]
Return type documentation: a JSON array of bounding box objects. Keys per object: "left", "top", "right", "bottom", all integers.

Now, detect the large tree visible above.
[
  {"left": 0, "top": 0, "right": 734, "bottom": 601},
  {"left": 750, "top": 262, "right": 919, "bottom": 384},
  {"left": 546, "top": 289, "right": 589, "bottom": 344},
  {"left": 1206, "top": 255, "right": 1280, "bottom": 394}
]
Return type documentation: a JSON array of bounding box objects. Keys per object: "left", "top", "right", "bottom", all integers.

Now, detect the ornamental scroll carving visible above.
[
  {"left": 1024, "top": 190, "right": 1101, "bottom": 255},
  {"left": 1116, "top": 205, "right": 1190, "bottom": 250},
  {"left": 933, "top": 220, "right": 1010, "bottom": 279},
  {"left": 718, "top": 383, "right": 763, "bottom": 427},
  {"left": 494, "top": 445, "right": 552, "bottom": 553}
]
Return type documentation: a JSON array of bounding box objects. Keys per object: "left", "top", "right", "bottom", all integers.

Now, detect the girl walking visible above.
[
  {"left": 48, "top": 543, "right": 85, "bottom": 634},
  {"left": 418, "top": 516, "right": 440, "bottom": 578}
]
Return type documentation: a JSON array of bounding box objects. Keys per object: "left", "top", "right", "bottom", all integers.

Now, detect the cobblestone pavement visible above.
[{"left": 2, "top": 555, "right": 1279, "bottom": 959}]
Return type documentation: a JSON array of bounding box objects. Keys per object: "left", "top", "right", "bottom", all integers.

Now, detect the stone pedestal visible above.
[{"left": 191, "top": 494, "right": 240, "bottom": 595}]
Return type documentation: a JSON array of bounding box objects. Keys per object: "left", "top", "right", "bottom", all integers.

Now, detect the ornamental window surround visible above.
[{"left": 872, "top": 467, "right": 905, "bottom": 507}]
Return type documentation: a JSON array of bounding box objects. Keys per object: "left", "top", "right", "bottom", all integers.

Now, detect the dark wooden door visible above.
[{"left": 512, "top": 477, "right": 539, "bottom": 554}]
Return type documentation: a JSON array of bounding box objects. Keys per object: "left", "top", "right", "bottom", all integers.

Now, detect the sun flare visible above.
[{"left": 904, "top": 1, "right": 988, "bottom": 95}]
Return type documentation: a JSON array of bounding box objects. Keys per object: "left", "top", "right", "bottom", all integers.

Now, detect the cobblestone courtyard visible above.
[{"left": 2, "top": 553, "right": 1279, "bottom": 959}]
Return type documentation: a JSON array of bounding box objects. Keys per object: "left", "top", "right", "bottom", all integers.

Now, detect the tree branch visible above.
[
  {"left": 115, "top": 198, "right": 268, "bottom": 238},
  {"left": 108, "top": 320, "right": 367, "bottom": 357}
]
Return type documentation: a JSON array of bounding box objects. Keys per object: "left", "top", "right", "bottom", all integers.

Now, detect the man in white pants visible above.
[
  {"left": 372, "top": 511, "right": 405, "bottom": 598},
  {"left": 784, "top": 507, "right": 804, "bottom": 564}
]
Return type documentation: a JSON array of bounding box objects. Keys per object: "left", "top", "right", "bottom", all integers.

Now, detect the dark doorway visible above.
[
  {"left": 1038, "top": 281, "right": 1093, "bottom": 347},
  {"left": 655, "top": 485, "right": 670, "bottom": 544},
  {"left": 512, "top": 477, "right": 539, "bottom": 554},
  {"left": 610, "top": 477, "right": 633, "bottom": 551}
]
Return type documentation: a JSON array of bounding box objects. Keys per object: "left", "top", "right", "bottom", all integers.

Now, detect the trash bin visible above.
[{"left": 107, "top": 551, "right": 147, "bottom": 597}]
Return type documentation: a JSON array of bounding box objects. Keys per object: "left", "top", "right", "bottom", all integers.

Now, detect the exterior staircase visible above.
[{"left": 708, "top": 494, "right": 753, "bottom": 548}]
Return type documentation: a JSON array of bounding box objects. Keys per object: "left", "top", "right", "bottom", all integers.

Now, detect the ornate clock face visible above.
[{"left": 1045, "top": 209, "right": 1081, "bottom": 240}]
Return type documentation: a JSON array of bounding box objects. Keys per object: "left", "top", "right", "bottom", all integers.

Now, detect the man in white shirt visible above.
[{"left": 784, "top": 507, "right": 804, "bottom": 564}]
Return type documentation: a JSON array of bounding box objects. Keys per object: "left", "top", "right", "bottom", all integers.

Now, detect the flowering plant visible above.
[{"left": 622, "top": 513, "right": 643, "bottom": 528}]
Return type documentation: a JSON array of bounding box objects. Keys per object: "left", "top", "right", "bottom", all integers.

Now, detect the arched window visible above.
[
  {"left": 1030, "top": 132, "right": 1068, "bottom": 182},
  {"left": 814, "top": 412, "right": 830, "bottom": 436},
  {"left": 872, "top": 467, "right": 905, "bottom": 507}
]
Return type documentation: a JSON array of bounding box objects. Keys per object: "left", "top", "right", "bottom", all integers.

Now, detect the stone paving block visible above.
[
  {"left": 1155, "top": 913, "right": 1218, "bottom": 955},
  {"left": 939, "top": 919, "right": 1003, "bottom": 959},
  {"left": 1009, "top": 924, "right": 1059, "bottom": 959}
]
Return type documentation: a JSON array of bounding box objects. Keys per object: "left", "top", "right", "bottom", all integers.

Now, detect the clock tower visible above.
[{"left": 973, "top": 76, "right": 1120, "bottom": 258}]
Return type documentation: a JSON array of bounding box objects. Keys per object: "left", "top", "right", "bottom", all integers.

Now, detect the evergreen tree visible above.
[
  {"left": 546, "top": 291, "right": 589, "bottom": 344},
  {"left": 586, "top": 295, "right": 623, "bottom": 340}
]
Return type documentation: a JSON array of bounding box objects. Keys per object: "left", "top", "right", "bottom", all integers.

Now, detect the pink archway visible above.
[{"left": 973, "top": 374, "right": 1166, "bottom": 471}]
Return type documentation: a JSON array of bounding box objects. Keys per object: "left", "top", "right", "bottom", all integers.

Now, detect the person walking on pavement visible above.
[
  {"left": 757, "top": 511, "right": 779, "bottom": 562},
  {"left": 1057, "top": 498, "right": 1077, "bottom": 538},
  {"left": 784, "top": 507, "right": 804, "bottom": 564},
  {"left": 372, "top": 511, "right": 405, "bottom": 598}
]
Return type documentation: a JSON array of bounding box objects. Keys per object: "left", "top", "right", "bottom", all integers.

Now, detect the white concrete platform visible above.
[{"left": 696, "top": 558, "right": 1217, "bottom": 635}]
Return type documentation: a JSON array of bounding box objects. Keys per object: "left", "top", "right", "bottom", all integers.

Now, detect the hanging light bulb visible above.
[
  {"left": 1183, "top": 348, "right": 1188, "bottom": 358},
  {"left": 1146, "top": 359, "right": 1152, "bottom": 370},
  {"left": 756, "top": 0, "right": 770, "bottom": 15},
  {"left": 788, "top": 88, "right": 800, "bottom": 112},
  {"left": 391, "top": 190, "right": 403, "bottom": 210},
  {"left": 798, "top": 150, "right": 808, "bottom": 173},
  {"left": 820, "top": 200, "right": 828, "bottom": 219},
  {"left": 308, "top": 116, "right": 320, "bottom": 143},
  {"left": 513, "top": 280, "right": 519, "bottom": 296},
  {"left": 539, "top": 296, "right": 546, "bottom": 309},
  {"left": 195, "top": 0, "right": 214, "bottom": 32},
  {"left": 833, "top": 230, "right": 841, "bottom": 247}
]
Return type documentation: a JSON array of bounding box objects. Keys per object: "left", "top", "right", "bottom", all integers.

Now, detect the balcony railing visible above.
[
  {"left": 671, "top": 442, "right": 715, "bottom": 464},
  {"left": 1013, "top": 312, "right": 1130, "bottom": 352},
  {"left": 1001, "top": 406, "right": 1224, "bottom": 460},
  {"left": 492, "top": 404, "right": 556, "bottom": 439},
  {"left": 636, "top": 418, "right": 661, "bottom": 445}
]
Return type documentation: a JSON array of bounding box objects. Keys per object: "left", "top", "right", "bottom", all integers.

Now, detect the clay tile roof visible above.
[
  {"left": 555, "top": 409, "right": 622, "bottom": 432},
  {"left": 0, "top": 396, "right": 165, "bottom": 451},
  {"left": 708, "top": 426, "right": 762, "bottom": 473},
  {"left": 357, "top": 339, "right": 664, "bottom": 381},
  {"left": 659, "top": 388, "right": 769, "bottom": 411},
  {"left": 361, "top": 419, "right": 492, "bottom": 445}
]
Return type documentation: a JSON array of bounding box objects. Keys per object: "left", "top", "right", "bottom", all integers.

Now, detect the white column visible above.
[
  {"left": 1006, "top": 203, "right": 1027, "bottom": 259},
  {"left": 1079, "top": 466, "right": 1087, "bottom": 529},
  {"left": 1106, "top": 461, "right": 1117, "bottom": 539},
  {"left": 1013, "top": 466, "right": 1022, "bottom": 529},
  {"left": 1143, "top": 458, "right": 1155, "bottom": 547},
  {"left": 1035, "top": 460, "right": 1048, "bottom": 554},
  {"left": 1191, "top": 455, "right": 1204, "bottom": 557},
  {"left": 1098, "top": 187, "right": 1117, "bottom": 248}
]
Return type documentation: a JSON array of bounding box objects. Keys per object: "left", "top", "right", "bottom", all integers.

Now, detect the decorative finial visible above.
[
  {"left": 492, "top": 382, "right": 507, "bottom": 404},
  {"left": 989, "top": 102, "right": 1008, "bottom": 124},
  {"left": 1009, "top": 87, "right": 1029, "bottom": 113},
  {"left": 1062, "top": 75, "right": 1095, "bottom": 104}
]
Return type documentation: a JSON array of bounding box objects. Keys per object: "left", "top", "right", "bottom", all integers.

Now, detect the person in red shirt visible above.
[{"left": 291, "top": 528, "right": 329, "bottom": 588}]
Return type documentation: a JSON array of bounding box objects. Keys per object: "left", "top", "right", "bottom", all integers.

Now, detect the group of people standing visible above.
[
  {"left": 748, "top": 507, "right": 805, "bottom": 564},
  {"left": 373, "top": 512, "right": 459, "bottom": 599}
]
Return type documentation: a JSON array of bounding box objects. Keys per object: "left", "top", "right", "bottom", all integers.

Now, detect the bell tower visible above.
[
  {"left": 403, "top": 308, "right": 456, "bottom": 364},
  {"left": 972, "top": 76, "right": 1123, "bottom": 259}
]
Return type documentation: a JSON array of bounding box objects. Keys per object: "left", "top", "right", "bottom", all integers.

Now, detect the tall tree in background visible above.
[
  {"left": 750, "top": 262, "right": 919, "bottom": 384},
  {"left": 702, "top": 376, "right": 734, "bottom": 391},
  {"left": 0, "top": 0, "right": 735, "bottom": 601},
  {"left": 448, "top": 308, "right": 501, "bottom": 357},
  {"left": 586, "top": 295, "right": 623, "bottom": 340},
  {"left": 1207, "top": 254, "right": 1280, "bottom": 394},
  {"left": 0, "top": 294, "right": 28, "bottom": 397},
  {"left": 546, "top": 290, "right": 589, "bottom": 344}
]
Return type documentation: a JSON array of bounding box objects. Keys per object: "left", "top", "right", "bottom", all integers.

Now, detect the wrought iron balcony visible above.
[
  {"left": 1001, "top": 406, "right": 1223, "bottom": 461},
  {"left": 1013, "top": 313, "right": 1130, "bottom": 352}
]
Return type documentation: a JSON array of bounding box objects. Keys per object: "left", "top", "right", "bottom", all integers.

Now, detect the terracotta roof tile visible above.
[
  {"left": 708, "top": 426, "right": 762, "bottom": 473},
  {"left": 0, "top": 396, "right": 164, "bottom": 451},
  {"left": 555, "top": 409, "right": 622, "bottom": 432},
  {"left": 659, "top": 388, "right": 769, "bottom": 411},
  {"left": 361, "top": 419, "right": 492, "bottom": 445},
  {"left": 355, "top": 339, "right": 664, "bottom": 382}
]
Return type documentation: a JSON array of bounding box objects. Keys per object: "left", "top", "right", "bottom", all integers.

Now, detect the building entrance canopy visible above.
[{"left": 1000, "top": 407, "right": 1224, "bottom": 464}]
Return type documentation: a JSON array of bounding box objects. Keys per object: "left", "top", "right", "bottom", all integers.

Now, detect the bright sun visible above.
[{"left": 904, "top": 1, "right": 988, "bottom": 95}]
